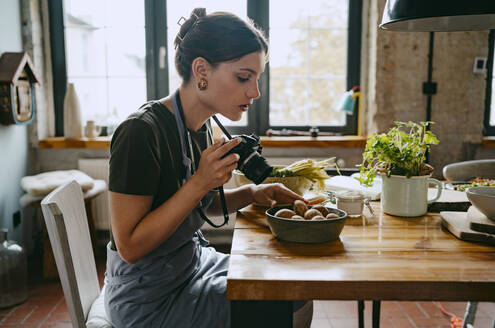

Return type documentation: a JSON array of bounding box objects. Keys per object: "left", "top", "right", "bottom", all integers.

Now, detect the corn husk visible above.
[{"left": 274, "top": 157, "right": 337, "bottom": 190}]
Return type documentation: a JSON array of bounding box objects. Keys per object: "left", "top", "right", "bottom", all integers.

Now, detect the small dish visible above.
[{"left": 265, "top": 205, "right": 347, "bottom": 243}]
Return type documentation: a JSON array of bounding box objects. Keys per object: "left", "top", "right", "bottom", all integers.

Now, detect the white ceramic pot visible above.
[{"left": 380, "top": 174, "right": 442, "bottom": 217}]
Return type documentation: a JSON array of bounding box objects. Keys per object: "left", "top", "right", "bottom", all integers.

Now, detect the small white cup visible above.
[{"left": 85, "top": 120, "right": 102, "bottom": 138}]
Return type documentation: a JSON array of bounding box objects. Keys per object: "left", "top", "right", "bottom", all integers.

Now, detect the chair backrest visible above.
[
  {"left": 443, "top": 159, "right": 495, "bottom": 181},
  {"left": 41, "top": 180, "right": 100, "bottom": 328}
]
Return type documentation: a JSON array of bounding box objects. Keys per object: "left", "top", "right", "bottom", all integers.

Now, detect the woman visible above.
[{"left": 105, "top": 8, "right": 311, "bottom": 328}]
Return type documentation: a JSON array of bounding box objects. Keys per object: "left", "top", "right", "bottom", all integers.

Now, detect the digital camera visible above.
[{"left": 227, "top": 134, "right": 272, "bottom": 185}]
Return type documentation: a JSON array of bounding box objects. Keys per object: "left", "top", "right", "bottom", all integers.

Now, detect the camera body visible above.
[{"left": 227, "top": 134, "right": 272, "bottom": 185}]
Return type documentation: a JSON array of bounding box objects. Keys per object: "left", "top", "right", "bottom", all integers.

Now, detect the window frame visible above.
[
  {"left": 485, "top": 29, "right": 495, "bottom": 136},
  {"left": 48, "top": 0, "right": 67, "bottom": 137},
  {"left": 145, "top": 0, "right": 169, "bottom": 101},
  {"left": 49, "top": 0, "right": 362, "bottom": 137}
]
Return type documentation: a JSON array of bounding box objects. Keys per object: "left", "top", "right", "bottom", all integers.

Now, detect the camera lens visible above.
[{"left": 241, "top": 153, "right": 272, "bottom": 185}]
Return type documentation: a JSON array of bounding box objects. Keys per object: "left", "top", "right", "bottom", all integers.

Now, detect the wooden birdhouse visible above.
[{"left": 0, "top": 52, "right": 40, "bottom": 125}]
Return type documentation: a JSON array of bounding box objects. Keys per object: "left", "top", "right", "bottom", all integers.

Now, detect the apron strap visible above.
[
  {"left": 171, "top": 89, "right": 193, "bottom": 183},
  {"left": 171, "top": 89, "right": 228, "bottom": 228}
]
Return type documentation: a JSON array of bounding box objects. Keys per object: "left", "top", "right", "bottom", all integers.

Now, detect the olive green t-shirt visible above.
[{"left": 109, "top": 101, "right": 209, "bottom": 211}]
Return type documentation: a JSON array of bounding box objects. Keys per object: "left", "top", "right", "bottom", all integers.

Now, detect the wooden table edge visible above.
[{"left": 226, "top": 279, "right": 495, "bottom": 301}]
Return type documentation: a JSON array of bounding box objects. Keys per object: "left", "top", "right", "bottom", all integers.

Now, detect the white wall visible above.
[{"left": 0, "top": 0, "right": 30, "bottom": 244}]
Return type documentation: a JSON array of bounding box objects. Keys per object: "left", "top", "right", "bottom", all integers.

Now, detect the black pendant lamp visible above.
[{"left": 380, "top": 0, "right": 495, "bottom": 32}]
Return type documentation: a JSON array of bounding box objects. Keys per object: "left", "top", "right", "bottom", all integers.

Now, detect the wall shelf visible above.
[
  {"left": 39, "top": 136, "right": 367, "bottom": 149},
  {"left": 38, "top": 136, "right": 495, "bottom": 149}
]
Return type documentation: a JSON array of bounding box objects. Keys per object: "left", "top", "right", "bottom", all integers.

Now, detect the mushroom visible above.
[
  {"left": 303, "top": 209, "right": 322, "bottom": 220},
  {"left": 311, "top": 205, "right": 329, "bottom": 217},
  {"left": 293, "top": 200, "right": 308, "bottom": 216},
  {"left": 275, "top": 209, "right": 296, "bottom": 218},
  {"left": 325, "top": 213, "right": 339, "bottom": 219}
]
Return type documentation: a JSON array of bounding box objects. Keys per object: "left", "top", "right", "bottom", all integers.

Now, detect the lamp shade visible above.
[{"left": 380, "top": 0, "right": 495, "bottom": 31}]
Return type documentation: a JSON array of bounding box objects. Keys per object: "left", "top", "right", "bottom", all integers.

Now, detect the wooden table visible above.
[{"left": 227, "top": 203, "right": 495, "bottom": 327}]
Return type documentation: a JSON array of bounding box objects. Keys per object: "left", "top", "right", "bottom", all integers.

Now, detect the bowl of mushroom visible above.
[{"left": 265, "top": 200, "right": 347, "bottom": 243}]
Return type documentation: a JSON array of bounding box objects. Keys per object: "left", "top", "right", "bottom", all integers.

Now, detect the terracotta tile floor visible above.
[{"left": 1, "top": 254, "right": 493, "bottom": 328}]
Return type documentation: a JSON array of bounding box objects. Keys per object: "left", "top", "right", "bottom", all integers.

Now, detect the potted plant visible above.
[{"left": 357, "top": 121, "right": 442, "bottom": 217}]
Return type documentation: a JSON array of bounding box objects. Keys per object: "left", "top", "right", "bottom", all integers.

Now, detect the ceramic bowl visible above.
[
  {"left": 466, "top": 186, "right": 495, "bottom": 221},
  {"left": 232, "top": 169, "right": 312, "bottom": 195},
  {"left": 265, "top": 205, "right": 347, "bottom": 243}
]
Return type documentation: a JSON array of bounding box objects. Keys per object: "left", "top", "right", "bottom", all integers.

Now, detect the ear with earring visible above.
[{"left": 198, "top": 78, "right": 208, "bottom": 91}]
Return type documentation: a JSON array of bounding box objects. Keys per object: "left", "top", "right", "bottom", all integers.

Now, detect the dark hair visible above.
[{"left": 174, "top": 8, "right": 268, "bottom": 83}]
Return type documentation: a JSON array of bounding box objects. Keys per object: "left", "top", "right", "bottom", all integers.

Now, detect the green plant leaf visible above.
[{"left": 358, "top": 121, "right": 439, "bottom": 186}]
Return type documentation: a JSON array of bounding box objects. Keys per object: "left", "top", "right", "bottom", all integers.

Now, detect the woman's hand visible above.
[
  {"left": 194, "top": 137, "right": 242, "bottom": 192},
  {"left": 251, "top": 183, "right": 306, "bottom": 207}
]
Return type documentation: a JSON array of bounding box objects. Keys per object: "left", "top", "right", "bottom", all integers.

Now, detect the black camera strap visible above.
[{"left": 172, "top": 90, "right": 229, "bottom": 228}]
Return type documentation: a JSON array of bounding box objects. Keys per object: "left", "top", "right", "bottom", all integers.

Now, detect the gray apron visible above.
[{"left": 104, "top": 92, "right": 231, "bottom": 327}]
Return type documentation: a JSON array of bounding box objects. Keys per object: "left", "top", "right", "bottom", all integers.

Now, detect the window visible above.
[
  {"left": 50, "top": 0, "right": 361, "bottom": 136},
  {"left": 64, "top": 0, "right": 146, "bottom": 128},
  {"left": 485, "top": 30, "right": 495, "bottom": 136},
  {"left": 267, "top": 0, "right": 359, "bottom": 134}
]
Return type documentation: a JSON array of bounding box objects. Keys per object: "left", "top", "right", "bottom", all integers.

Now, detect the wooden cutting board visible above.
[
  {"left": 468, "top": 206, "right": 495, "bottom": 235},
  {"left": 428, "top": 188, "right": 471, "bottom": 212},
  {"left": 440, "top": 211, "right": 495, "bottom": 245}
]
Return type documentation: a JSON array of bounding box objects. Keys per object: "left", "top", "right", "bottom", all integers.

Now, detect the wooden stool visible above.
[{"left": 20, "top": 180, "right": 107, "bottom": 279}]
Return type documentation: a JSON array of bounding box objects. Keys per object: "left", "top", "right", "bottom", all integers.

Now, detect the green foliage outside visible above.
[
  {"left": 270, "top": 1, "right": 348, "bottom": 126},
  {"left": 357, "top": 121, "right": 439, "bottom": 186}
]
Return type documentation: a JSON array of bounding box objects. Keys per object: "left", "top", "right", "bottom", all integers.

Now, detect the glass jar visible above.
[
  {"left": 0, "top": 229, "right": 28, "bottom": 308},
  {"left": 335, "top": 190, "right": 366, "bottom": 217}
]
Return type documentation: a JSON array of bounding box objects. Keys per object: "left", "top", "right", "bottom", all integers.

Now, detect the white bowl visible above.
[
  {"left": 466, "top": 186, "right": 495, "bottom": 221},
  {"left": 232, "top": 169, "right": 312, "bottom": 195}
]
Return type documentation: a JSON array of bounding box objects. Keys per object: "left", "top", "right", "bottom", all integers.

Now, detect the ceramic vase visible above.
[{"left": 63, "top": 83, "right": 83, "bottom": 138}]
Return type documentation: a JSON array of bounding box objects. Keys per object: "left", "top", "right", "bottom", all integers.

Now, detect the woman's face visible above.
[{"left": 201, "top": 51, "right": 266, "bottom": 121}]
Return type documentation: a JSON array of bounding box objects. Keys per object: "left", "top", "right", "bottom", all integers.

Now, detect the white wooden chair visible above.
[{"left": 41, "top": 180, "right": 112, "bottom": 328}]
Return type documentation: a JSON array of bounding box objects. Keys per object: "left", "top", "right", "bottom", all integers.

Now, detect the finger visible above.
[
  {"left": 289, "top": 191, "right": 306, "bottom": 201},
  {"left": 209, "top": 153, "right": 238, "bottom": 176},
  {"left": 271, "top": 184, "right": 305, "bottom": 203},
  {"left": 271, "top": 183, "right": 302, "bottom": 199},
  {"left": 216, "top": 162, "right": 238, "bottom": 182},
  {"left": 212, "top": 162, "right": 238, "bottom": 185},
  {"left": 286, "top": 193, "right": 306, "bottom": 203},
  {"left": 204, "top": 137, "right": 226, "bottom": 155},
  {"left": 214, "top": 137, "right": 242, "bottom": 158},
  {"left": 225, "top": 161, "right": 239, "bottom": 173},
  {"left": 280, "top": 185, "right": 305, "bottom": 200},
  {"left": 218, "top": 153, "right": 240, "bottom": 168}
]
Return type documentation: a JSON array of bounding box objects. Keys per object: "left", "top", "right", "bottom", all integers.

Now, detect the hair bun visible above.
[
  {"left": 174, "top": 8, "right": 206, "bottom": 49},
  {"left": 191, "top": 8, "right": 206, "bottom": 20}
]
